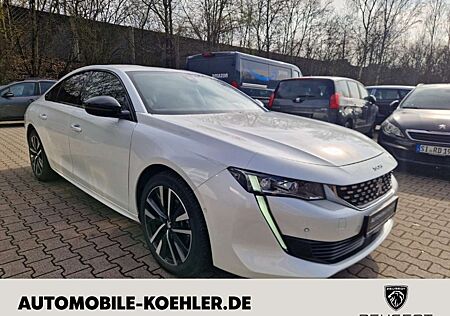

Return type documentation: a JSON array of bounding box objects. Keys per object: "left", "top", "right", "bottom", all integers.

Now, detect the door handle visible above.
[
  {"left": 39, "top": 113, "right": 47, "bottom": 120},
  {"left": 70, "top": 123, "right": 82, "bottom": 133}
]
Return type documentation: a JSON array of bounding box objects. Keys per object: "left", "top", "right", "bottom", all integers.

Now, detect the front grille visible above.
[
  {"left": 407, "top": 131, "right": 450, "bottom": 144},
  {"left": 284, "top": 232, "right": 380, "bottom": 264},
  {"left": 336, "top": 173, "right": 392, "bottom": 207}
]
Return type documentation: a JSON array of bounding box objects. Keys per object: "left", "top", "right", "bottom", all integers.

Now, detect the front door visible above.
[{"left": 68, "top": 71, "right": 136, "bottom": 211}]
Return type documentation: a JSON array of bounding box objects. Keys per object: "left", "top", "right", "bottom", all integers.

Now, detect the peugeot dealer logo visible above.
[
  {"left": 385, "top": 285, "right": 408, "bottom": 311},
  {"left": 438, "top": 124, "right": 446, "bottom": 130}
]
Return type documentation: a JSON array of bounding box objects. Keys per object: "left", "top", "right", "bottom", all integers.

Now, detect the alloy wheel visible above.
[
  {"left": 143, "top": 185, "right": 192, "bottom": 266},
  {"left": 29, "top": 135, "right": 44, "bottom": 176}
]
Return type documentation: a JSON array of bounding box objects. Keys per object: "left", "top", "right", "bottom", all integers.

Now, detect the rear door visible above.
[
  {"left": 37, "top": 72, "right": 89, "bottom": 175},
  {"left": 0, "top": 82, "right": 38, "bottom": 120},
  {"left": 270, "top": 79, "right": 334, "bottom": 122}
]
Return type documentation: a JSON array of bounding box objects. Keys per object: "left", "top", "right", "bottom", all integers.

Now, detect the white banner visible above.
[{"left": 0, "top": 279, "right": 447, "bottom": 315}]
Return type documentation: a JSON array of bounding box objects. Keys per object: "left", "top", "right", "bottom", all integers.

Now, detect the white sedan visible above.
[{"left": 25, "top": 65, "right": 399, "bottom": 278}]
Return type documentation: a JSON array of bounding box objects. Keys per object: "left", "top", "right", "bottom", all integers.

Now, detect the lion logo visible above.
[{"left": 385, "top": 285, "right": 408, "bottom": 311}]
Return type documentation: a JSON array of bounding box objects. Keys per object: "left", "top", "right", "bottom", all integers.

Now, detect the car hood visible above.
[
  {"left": 392, "top": 109, "right": 450, "bottom": 131},
  {"left": 158, "top": 111, "right": 385, "bottom": 167}
]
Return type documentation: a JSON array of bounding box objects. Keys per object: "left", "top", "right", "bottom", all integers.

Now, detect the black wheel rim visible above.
[
  {"left": 143, "top": 185, "right": 192, "bottom": 266},
  {"left": 29, "top": 135, "right": 44, "bottom": 176}
]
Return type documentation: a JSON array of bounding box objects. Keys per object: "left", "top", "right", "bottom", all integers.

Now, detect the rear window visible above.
[{"left": 275, "top": 79, "right": 334, "bottom": 100}]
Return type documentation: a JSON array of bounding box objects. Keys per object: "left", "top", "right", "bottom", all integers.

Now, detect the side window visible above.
[
  {"left": 347, "top": 81, "right": 360, "bottom": 99},
  {"left": 82, "top": 71, "right": 130, "bottom": 110},
  {"left": 241, "top": 59, "right": 269, "bottom": 86},
  {"left": 335, "top": 80, "right": 350, "bottom": 97},
  {"left": 39, "top": 82, "right": 55, "bottom": 94},
  {"left": 268, "top": 65, "right": 291, "bottom": 81},
  {"left": 358, "top": 84, "right": 368, "bottom": 99},
  {"left": 398, "top": 89, "right": 410, "bottom": 99},
  {"left": 9, "top": 82, "right": 36, "bottom": 97},
  {"left": 45, "top": 82, "right": 62, "bottom": 102},
  {"left": 57, "top": 72, "right": 90, "bottom": 106}
]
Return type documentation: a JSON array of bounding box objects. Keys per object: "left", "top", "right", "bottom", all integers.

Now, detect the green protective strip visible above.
[
  {"left": 248, "top": 175, "right": 261, "bottom": 192},
  {"left": 255, "top": 195, "right": 287, "bottom": 250}
]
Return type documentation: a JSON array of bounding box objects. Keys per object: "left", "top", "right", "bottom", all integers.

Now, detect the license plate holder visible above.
[{"left": 364, "top": 199, "right": 398, "bottom": 237}]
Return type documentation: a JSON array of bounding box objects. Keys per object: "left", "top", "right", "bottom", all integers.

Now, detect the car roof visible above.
[
  {"left": 3, "top": 79, "right": 56, "bottom": 85},
  {"left": 72, "top": 64, "right": 195, "bottom": 75},
  {"left": 366, "top": 85, "right": 415, "bottom": 89},
  {"left": 280, "top": 76, "right": 356, "bottom": 82},
  {"left": 187, "top": 51, "right": 300, "bottom": 70}
]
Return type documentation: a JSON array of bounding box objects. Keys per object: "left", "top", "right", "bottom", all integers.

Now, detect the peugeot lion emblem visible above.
[
  {"left": 376, "top": 178, "right": 384, "bottom": 195},
  {"left": 438, "top": 124, "right": 446, "bottom": 130},
  {"left": 385, "top": 285, "right": 408, "bottom": 311}
]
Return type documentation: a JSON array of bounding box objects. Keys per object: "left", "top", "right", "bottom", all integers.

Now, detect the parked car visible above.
[
  {"left": 366, "top": 85, "right": 414, "bottom": 125},
  {"left": 25, "top": 65, "right": 398, "bottom": 278},
  {"left": 268, "top": 76, "right": 378, "bottom": 136},
  {"left": 378, "top": 84, "right": 450, "bottom": 168},
  {"left": 0, "top": 79, "right": 56, "bottom": 121},
  {"left": 186, "top": 51, "right": 302, "bottom": 105}
]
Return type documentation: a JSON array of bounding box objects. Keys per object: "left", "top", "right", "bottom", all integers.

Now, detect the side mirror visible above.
[
  {"left": 365, "top": 95, "right": 377, "bottom": 104},
  {"left": 84, "top": 96, "right": 129, "bottom": 119},
  {"left": 390, "top": 100, "right": 400, "bottom": 111},
  {"left": 2, "top": 91, "right": 14, "bottom": 98},
  {"left": 254, "top": 99, "right": 264, "bottom": 108}
]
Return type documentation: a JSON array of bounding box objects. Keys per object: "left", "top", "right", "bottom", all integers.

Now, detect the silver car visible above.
[
  {"left": 25, "top": 65, "right": 398, "bottom": 278},
  {"left": 0, "top": 79, "right": 56, "bottom": 121}
]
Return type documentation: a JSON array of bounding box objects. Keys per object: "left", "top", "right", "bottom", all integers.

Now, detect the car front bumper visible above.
[
  {"left": 378, "top": 132, "right": 450, "bottom": 168},
  {"left": 196, "top": 168, "right": 398, "bottom": 278}
]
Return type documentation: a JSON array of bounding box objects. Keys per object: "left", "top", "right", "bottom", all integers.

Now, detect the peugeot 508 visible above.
[{"left": 25, "top": 65, "right": 399, "bottom": 278}]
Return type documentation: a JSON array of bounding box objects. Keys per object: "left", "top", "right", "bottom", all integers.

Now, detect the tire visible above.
[
  {"left": 27, "top": 129, "right": 58, "bottom": 181},
  {"left": 139, "top": 171, "right": 211, "bottom": 277}
]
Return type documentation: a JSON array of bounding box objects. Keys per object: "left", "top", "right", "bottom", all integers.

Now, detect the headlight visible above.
[
  {"left": 228, "top": 167, "right": 325, "bottom": 200},
  {"left": 381, "top": 120, "right": 404, "bottom": 138}
]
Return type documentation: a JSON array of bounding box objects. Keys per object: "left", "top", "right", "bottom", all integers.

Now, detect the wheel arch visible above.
[
  {"left": 26, "top": 124, "right": 37, "bottom": 141},
  {"left": 134, "top": 164, "right": 204, "bottom": 223}
]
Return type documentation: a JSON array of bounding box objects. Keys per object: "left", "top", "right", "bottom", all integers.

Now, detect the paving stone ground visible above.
[{"left": 0, "top": 124, "right": 449, "bottom": 278}]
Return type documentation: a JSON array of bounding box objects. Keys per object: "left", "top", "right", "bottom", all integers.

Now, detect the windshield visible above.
[
  {"left": 127, "top": 71, "right": 264, "bottom": 114},
  {"left": 401, "top": 86, "right": 450, "bottom": 110}
]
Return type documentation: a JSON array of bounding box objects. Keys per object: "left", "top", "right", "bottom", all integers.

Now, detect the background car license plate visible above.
[
  {"left": 416, "top": 144, "right": 450, "bottom": 156},
  {"left": 365, "top": 199, "right": 397, "bottom": 236}
]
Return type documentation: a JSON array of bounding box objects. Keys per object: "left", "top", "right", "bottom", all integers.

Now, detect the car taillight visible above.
[
  {"left": 268, "top": 93, "right": 275, "bottom": 108},
  {"left": 231, "top": 80, "right": 239, "bottom": 88},
  {"left": 330, "top": 93, "right": 340, "bottom": 109}
]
